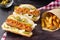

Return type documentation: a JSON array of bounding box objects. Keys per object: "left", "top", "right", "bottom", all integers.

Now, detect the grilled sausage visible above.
[{"left": 6, "top": 19, "right": 32, "bottom": 32}]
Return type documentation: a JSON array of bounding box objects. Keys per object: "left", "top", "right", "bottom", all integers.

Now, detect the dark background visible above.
[{"left": 1, "top": 0, "right": 60, "bottom": 40}]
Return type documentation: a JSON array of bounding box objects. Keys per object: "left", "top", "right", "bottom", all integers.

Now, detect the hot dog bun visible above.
[{"left": 2, "top": 14, "right": 37, "bottom": 37}]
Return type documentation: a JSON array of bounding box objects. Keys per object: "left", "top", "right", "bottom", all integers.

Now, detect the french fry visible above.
[
  {"left": 53, "top": 15, "right": 57, "bottom": 20},
  {"left": 44, "top": 20, "right": 53, "bottom": 30},
  {"left": 59, "top": 24, "right": 60, "bottom": 27},
  {"left": 46, "top": 17, "right": 49, "bottom": 21},
  {"left": 49, "top": 16, "right": 53, "bottom": 24},
  {"left": 44, "top": 19, "right": 50, "bottom": 27},
  {"left": 53, "top": 20, "right": 59, "bottom": 28},
  {"left": 56, "top": 18, "right": 60, "bottom": 24},
  {"left": 47, "top": 25, "right": 53, "bottom": 30},
  {"left": 41, "top": 19, "right": 45, "bottom": 27}
]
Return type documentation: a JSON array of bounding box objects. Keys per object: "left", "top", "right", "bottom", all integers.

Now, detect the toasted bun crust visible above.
[
  {"left": 19, "top": 4, "right": 36, "bottom": 10},
  {"left": 16, "top": 4, "right": 40, "bottom": 21},
  {"left": 2, "top": 22, "right": 32, "bottom": 37}
]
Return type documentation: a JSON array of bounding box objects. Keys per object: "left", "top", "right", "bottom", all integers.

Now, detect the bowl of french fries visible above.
[{"left": 41, "top": 8, "right": 60, "bottom": 32}]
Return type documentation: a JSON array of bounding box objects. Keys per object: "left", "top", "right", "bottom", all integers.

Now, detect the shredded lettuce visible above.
[
  {"left": 12, "top": 15, "right": 32, "bottom": 27},
  {"left": 32, "top": 16, "right": 37, "bottom": 20},
  {"left": 23, "top": 31, "right": 30, "bottom": 34}
]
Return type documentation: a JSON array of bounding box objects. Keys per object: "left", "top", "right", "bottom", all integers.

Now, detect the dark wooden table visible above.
[
  {"left": 0, "top": 5, "right": 14, "bottom": 39},
  {"left": 0, "top": 0, "right": 55, "bottom": 39}
]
